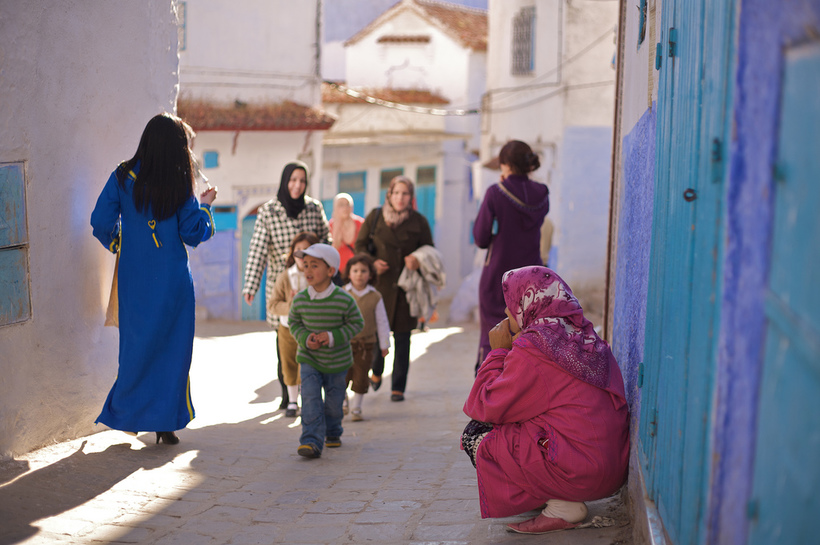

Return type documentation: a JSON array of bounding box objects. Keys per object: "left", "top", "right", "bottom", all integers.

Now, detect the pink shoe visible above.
[{"left": 506, "top": 514, "right": 580, "bottom": 534}]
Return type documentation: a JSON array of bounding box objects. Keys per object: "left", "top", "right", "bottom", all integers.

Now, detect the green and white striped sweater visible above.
[{"left": 288, "top": 286, "right": 364, "bottom": 374}]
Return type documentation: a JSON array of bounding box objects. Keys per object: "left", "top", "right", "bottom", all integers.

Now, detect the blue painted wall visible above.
[
  {"left": 708, "top": 1, "right": 820, "bottom": 543},
  {"left": 611, "top": 105, "right": 656, "bottom": 424},
  {"left": 611, "top": 1, "right": 820, "bottom": 543},
  {"left": 189, "top": 230, "right": 239, "bottom": 321}
]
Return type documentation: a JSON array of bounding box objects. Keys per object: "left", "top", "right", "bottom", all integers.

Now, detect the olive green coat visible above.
[{"left": 355, "top": 208, "right": 434, "bottom": 333}]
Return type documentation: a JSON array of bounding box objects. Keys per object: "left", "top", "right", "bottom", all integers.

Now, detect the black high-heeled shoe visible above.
[{"left": 155, "top": 431, "right": 180, "bottom": 445}]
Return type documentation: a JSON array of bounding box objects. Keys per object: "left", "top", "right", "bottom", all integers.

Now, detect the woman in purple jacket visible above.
[{"left": 473, "top": 140, "right": 550, "bottom": 372}]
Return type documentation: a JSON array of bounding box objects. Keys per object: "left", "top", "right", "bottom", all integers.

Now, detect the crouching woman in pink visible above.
[{"left": 462, "top": 266, "right": 629, "bottom": 535}]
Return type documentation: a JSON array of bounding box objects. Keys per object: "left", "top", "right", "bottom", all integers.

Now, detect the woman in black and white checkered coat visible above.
[{"left": 242, "top": 161, "right": 331, "bottom": 407}]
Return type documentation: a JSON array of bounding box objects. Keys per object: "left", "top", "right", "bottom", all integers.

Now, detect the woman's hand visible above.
[
  {"left": 243, "top": 293, "right": 254, "bottom": 305},
  {"left": 489, "top": 317, "right": 514, "bottom": 350},
  {"left": 381, "top": 347, "right": 389, "bottom": 358},
  {"left": 374, "top": 259, "right": 390, "bottom": 275},
  {"left": 200, "top": 186, "right": 218, "bottom": 205},
  {"left": 404, "top": 254, "right": 420, "bottom": 271}
]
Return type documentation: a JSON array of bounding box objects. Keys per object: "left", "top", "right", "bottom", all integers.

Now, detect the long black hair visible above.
[{"left": 118, "top": 113, "right": 196, "bottom": 222}]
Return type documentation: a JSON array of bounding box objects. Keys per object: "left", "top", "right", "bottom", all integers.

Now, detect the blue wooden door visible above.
[
  {"left": 638, "top": 1, "right": 734, "bottom": 543},
  {"left": 748, "top": 42, "right": 820, "bottom": 545},
  {"left": 415, "top": 184, "right": 435, "bottom": 236},
  {"left": 240, "top": 214, "right": 265, "bottom": 321}
]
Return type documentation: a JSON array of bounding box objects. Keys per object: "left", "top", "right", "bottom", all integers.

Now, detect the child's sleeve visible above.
[
  {"left": 268, "top": 271, "right": 291, "bottom": 317},
  {"left": 330, "top": 292, "right": 364, "bottom": 346},
  {"left": 374, "top": 296, "right": 391, "bottom": 350},
  {"left": 287, "top": 293, "right": 309, "bottom": 347}
]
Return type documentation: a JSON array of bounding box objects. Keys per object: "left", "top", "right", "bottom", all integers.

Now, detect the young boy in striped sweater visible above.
[{"left": 289, "top": 244, "right": 364, "bottom": 459}]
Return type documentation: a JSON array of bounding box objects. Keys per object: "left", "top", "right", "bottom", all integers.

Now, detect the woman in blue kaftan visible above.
[{"left": 90, "top": 113, "right": 217, "bottom": 445}]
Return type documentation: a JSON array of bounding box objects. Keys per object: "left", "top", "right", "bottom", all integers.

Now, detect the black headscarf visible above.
[{"left": 277, "top": 161, "right": 309, "bottom": 219}]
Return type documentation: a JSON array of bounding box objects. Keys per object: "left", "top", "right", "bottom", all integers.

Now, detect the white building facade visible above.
[
  {"left": 176, "top": 0, "right": 333, "bottom": 320},
  {"left": 321, "top": 0, "right": 488, "bottom": 297},
  {"left": 479, "top": 0, "right": 618, "bottom": 316}
]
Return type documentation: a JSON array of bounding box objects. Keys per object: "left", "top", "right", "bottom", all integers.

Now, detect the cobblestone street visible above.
[{"left": 0, "top": 314, "right": 630, "bottom": 544}]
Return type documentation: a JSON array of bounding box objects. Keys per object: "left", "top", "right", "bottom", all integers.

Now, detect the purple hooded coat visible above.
[{"left": 473, "top": 175, "right": 549, "bottom": 364}]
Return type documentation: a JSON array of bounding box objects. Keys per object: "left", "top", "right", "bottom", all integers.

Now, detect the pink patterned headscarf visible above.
[{"left": 501, "top": 266, "right": 613, "bottom": 389}]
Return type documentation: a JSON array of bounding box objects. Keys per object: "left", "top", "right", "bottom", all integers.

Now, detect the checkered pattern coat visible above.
[{"left": 242, "top": 197, "right": 330, "bottom": 327}]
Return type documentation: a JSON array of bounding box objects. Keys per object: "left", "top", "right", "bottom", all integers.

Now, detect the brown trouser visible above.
[
  {"left": 277, "top": 325, "right": 301, "bottom": 386},
  {"left": 346, "top": 340, "right": 374, "bottom": 394}
]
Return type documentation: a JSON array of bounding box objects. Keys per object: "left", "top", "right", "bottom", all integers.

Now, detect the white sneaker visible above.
[{"left": 351, "top": 409, "right": 363, "bottom": 422}]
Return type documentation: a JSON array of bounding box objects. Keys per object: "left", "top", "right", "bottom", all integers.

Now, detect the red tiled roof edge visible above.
[
  {"left": 416, "top": 0, "right": 488, "bottom": 51},
  {"left": 178, "top": 98, "right": 336, "bottom": 131},
  {"left": 345, "top": 0, "right": 487, "bottom": 52},
  {"left": 322, "top": 82, "right": 450, "bottom": 105}
]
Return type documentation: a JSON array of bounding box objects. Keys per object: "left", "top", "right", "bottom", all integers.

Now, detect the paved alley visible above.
[{"left": 0, "top": 314, "right": 630, "bottom": 545}]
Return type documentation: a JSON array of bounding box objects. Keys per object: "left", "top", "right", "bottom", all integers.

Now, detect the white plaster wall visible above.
[
  {"left": 0, "top": 0, "right": 179, "bottom": 457},
  {"left": 179, "top": 0, "right": 321, "bottom": 106},
  {"left": 620, "top": 0, "right": 661, "bottom": 133},
  {"left": 475, "top": 0, "right": 618, "bottom": 316},
  {"left": 562, "top": 0, "right": 618, "bottom": 127},
  {"left": 549, "top": 0, "right": 618, "bottom": 305},
  {"left": 485, "top": 0, "right": 562, "bottom": 91},
  {"left": 481, "top": 0, "right": 564, "bottom": 189},
  {"left": 323, "top": 40, "right": 347, "bottom": 81},
  {"left": 324, "top": 102, "right": 446, "bottom": 135},
  {"left": 345, "top": 9, "right": 474, "bottom": 103}
]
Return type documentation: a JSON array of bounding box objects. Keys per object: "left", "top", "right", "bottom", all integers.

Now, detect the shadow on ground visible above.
[{"left": 0, "top": 440, "right": 176, "bottom": 544}]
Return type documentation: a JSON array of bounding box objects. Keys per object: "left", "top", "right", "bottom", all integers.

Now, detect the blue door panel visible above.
[
  {"left": 639, "top": 1, "right": 732, "bottom": 543},
  {"left": 241, "top": 214, "right": 266, "bottom": 321},
  {"left": 749, "top": 42, "right": 820, "bottom": 545},
  {"left": 415, "top": 185, "right": 435, "bottom": 236}
]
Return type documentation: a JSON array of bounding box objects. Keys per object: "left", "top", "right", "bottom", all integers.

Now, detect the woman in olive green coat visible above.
[{"left": 355, "top": 176, "right": 434, "bottom": 401}]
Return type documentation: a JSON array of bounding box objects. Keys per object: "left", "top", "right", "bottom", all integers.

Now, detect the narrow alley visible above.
[{"left": 0, "top": 312, "right": 629, "bottom": 545}]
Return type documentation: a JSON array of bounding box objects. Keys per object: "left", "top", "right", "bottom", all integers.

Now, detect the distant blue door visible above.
[
  {"left": 638, "top": 1, "right": 734, "bottom": 544},
  {"left": 240, "top": 214, "right": 266, "bottom": 321},
  {"left": 748, "top": 42, "right": 820, "bottom": 545},
  {"left": 415, "top": 184, "right": 435, "bottom": 235},
  {"left": 415, "top": 166, "right": 436, "bottom": 236}
]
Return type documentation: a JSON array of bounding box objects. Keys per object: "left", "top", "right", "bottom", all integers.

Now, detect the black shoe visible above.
[
  {"left": 325, "top": 436, "right": 342, "bottom": 448},
  {"left": 369, "top": 376, "right": 382, "bottom": 392},
  {"left": 297, "top": 444, "right": 321, "bottom": 458},
  {"left": 391, "top": 393, "right": 404, "bottom": 402},
  {"left": 155, "top": 431, "right": 180, "bottom": 445}
]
